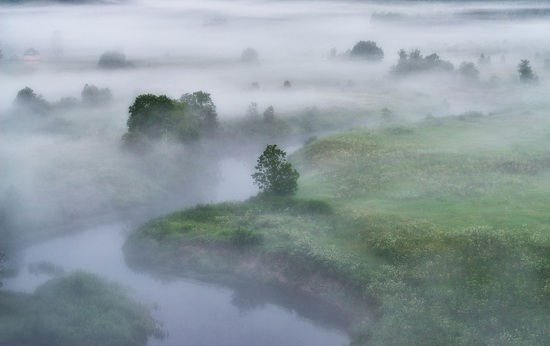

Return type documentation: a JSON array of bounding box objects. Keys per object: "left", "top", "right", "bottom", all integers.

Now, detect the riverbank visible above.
[
  {"left": 124, "top": 108, "right": 550, "bottom": 345},
  {"left": 123, "top": 199, "right": 373, "bottom": 343}
]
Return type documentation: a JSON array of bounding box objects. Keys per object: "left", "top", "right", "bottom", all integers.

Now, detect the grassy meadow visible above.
[{"left": 125, "top": 104, "right": 550, "bottom": 345}]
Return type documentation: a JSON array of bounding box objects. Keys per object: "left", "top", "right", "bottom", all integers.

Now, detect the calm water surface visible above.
[{"left": 4, "top": 158, "right": 350, "bottom": 346}]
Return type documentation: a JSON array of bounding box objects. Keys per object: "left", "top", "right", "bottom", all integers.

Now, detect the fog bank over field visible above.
[
  {"left": 3, "top": 0, "right": 550, "bottom": 345},
  {"left": 1, "top": 0, "right": 549, "bottom": 113},
  {"left": 1, "top": 0, "right": 550, "bottom": 237}
]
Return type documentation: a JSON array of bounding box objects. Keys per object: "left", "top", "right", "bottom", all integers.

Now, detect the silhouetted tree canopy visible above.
[
  {"left": 81, "top": 84, "right": 112, "bottom": 106},
  {"left": 350, "top": 40, "right": 384, "bottom": 61},
  {"left": 391, "top": 49, "right": 454, "bottom": 75},
  {"left": 518, "top": 59, "right": 538, "bottom": 83},
  {"left": 478, "top": 53, "right": 491, "bottom": 66},
  {"left": 13, "top": 87, "right": 49, "bottom": 113},
  {"left": 98, "top": 51, "right": 133, "bottom": 69},
  {"left": 241, "top": 48, "right": 259, "bottom": 63},
  {"left": 458, "top": 61, "right": 480, "bottom": 81}
]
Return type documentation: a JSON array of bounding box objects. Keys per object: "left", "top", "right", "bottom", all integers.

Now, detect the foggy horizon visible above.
[{"left": 1, "top": 0, "right": 550, "bottom": 345}]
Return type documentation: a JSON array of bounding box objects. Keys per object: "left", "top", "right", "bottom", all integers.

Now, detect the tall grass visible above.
[{"left": 126, "top": 109, "right": 550, "bottom": 344}]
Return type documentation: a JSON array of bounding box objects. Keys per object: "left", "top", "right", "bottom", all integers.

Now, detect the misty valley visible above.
[{"left": 1, "top": 0, "right": 550, "bottom": 345}]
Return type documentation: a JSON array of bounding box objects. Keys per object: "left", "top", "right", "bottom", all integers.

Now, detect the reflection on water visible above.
[{"left": 4, "top": 224, "right": 349, "bottom": 346}]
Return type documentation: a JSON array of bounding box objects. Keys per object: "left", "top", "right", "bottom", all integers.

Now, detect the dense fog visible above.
[
  {"left": 1, "top": 0, "right": 550, "bottom": 344},
  {"left": 2, "top": 0, "right": 549, "bottom": 235}
]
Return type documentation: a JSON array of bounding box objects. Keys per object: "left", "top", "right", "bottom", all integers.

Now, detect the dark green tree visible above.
[
  {"left": 350, "top": 40, "right": 384, "bottom": 61},
  {"left": 252, "top": 144, "right": 299, "bottom": 196},
  {"left": 518, "top": 59, "right": 537, "bottom": 83},
  {"left": 127, "top": 94, "right": 176, "bottom": 140}
]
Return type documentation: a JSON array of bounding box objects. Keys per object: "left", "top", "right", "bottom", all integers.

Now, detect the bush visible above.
[
  {"left": 230, "top": 227, "right": 263, "bottom": 247},
  {"left": 295, "top": 199, "right": 333, "bottom": 215},
  {"left": 0, "top": 272, "right": 162, "bottom": 345}
]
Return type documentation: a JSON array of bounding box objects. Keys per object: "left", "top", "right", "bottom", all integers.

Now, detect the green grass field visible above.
[{"left": 125, "top": 107, "right": 550, "bottom": 345}]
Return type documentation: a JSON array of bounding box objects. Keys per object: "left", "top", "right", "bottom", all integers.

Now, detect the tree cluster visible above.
[
  {"left": 391, "top": 49, "right": 454, "bottom": 76},
  {"left": 478, "top": 53, "right": 491, "bottom": 66},
  {"left": 236, "top": 102, "right": 290, "bottom": 139},
  {"left": 13, "top": 87, "right": 50, "bottom": 114},
  {"left": 458, "top": 61, "right": 480, "bottom": 82},
  {"left": 350, "top": 40, "right": 384, "bottom": 62},
  {"left": 81, "top": 84, "right": 112, "bottom": 106},
  {"left": 123, "top": 91, "right": 219, "bottom": 148},
  {"left": 12, "top": 84, "right": 112, "bottom": 114}
]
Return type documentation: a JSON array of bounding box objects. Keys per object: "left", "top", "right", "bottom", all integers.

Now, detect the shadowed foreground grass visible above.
[{"left": 125, "top": 110, "right": 550, "bottom": 345}]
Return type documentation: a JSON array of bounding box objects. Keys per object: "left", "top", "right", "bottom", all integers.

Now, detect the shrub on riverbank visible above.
[{"left": 0, "top": 272, "right": 162, "bottom": 345}]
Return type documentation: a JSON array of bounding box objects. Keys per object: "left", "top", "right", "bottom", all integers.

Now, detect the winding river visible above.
[{"left": 3, "top": 158, "right": 350, "bottom": 346}]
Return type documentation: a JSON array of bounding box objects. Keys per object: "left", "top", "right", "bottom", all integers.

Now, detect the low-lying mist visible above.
[
  {"left": 1, "top": 0, "right": 550, "bottom": 245},
  {"left": 2, "top": 0, "right": 550, "bottom": 345}
]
